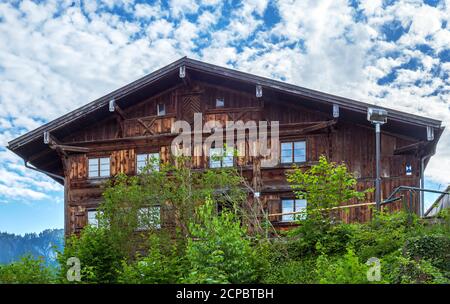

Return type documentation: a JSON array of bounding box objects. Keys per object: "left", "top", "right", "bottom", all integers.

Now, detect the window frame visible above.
[
  {"left": 136, "top": 152, "right": 160, "bottom": 173},
  {"left": 157, "top": 103, "right": 166, "bottom": 116},
  {"left": 87, "top": 209, "right": 100, "bottom": 227},
  {"left": 280, "top": 140, "right": 306, "bottom": 164},
  {"left": 88, "top": 157, "right": 111, "bottom": 179},
  {"left": 209, "top": 147, "right": 234, "bottom": 168},
  {"left": 215, "top": 97, "right": 225, "bottom": 108},
  {"left": 280, "top": 198, "right": 307, "bottom": 222}
]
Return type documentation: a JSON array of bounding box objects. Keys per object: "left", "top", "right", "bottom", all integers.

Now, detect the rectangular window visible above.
[
  {"left": 157, "top": 103, "right": 165, "bottom": 116},
  {"left": 88, "top": 157, "right": 110, "bottom": 178},
  {"left": 136, "top": 153, "right": 160, "bottom": 173},
  {"left": 215, "top": 97, "right": 224, "bottom": 108},
  {"left": 209, "top": 147, "right": 234, "bottom": 168},
  {"left": 281, "top": 141, "right": 306, "bottom": 163},
  {"left": 87, "top": 209, "right": 100, "bottom": 227},
  {"left": 137, "top": 206, "right": 161, "bottom": 230},
  {"left": 281, "top": 199, "right": 307, "bottom": 222}
]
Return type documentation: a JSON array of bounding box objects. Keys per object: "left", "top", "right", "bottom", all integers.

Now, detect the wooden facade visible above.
[{"left": 7, "top": 57, "right": 444, "bottom": 235}]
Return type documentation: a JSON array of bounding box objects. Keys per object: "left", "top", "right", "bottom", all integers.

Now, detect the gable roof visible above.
[{"left": 7, "top": 57, "right": 444, "bottom": 181}]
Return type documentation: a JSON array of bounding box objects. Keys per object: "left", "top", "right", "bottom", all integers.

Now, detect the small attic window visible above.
[
  {"left": 157, "top": 103, "right": 165, "bottom": 116},
  {"left": 216, "top": 97, "right": 224, "bottom": 108}
]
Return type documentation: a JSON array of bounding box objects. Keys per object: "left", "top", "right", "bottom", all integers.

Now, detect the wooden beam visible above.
[
  {"left": 114, "top": 105, "right": 127, "bottom": 120},
  {"left": 137, "top": 118, "right": 155, "bottom": 135},
  {"left": 295, "top": 120, "right": 337, "bottom": 134},
  {"left": 394, "top": 141, "right": 425, "bottom": 155},
  {"left": 50, "top": 144, "right": 91, "bottom": 153}
]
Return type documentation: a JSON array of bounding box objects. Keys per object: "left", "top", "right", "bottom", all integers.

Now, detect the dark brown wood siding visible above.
[{"left": 62, "top": 82, "right": 421, "bottom": 235}]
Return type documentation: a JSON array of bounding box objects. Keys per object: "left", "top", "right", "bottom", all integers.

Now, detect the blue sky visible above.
[{"left": 0, "top": 0, "right": 449, "bottom": 234}]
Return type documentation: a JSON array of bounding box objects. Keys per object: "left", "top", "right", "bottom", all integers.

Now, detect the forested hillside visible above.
[{"left": 0, "top": 229, "right": 64, "bottom": 267}]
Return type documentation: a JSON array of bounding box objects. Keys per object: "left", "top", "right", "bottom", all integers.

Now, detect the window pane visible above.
[
  {"left": 294, "top": 151, "right": 306, "bottom": 162},
  {"left": 99, "top": 168, "right": 110, "bottom": 177},
  {"left": 100, "top": 157, "right": 109, "bottom": 165},
  {"left": 282, "top": 200, "right": 294, "bottom": 222},
  {"left": 281, "top": 142, "right": 292, "bottom": 151},
  {"left": 294, "top": 141, "right": 306, "bottom": 162},
  {"left": 222, "top": 156, "right": 233, "bottom": 167},
  {"left": 88, "top": 159, "right": 99, "bottom": 178},
  {"left": 88, "top": 210, "right": 98, "bottom": 227},
  {"left": 210, "top": 159, "right": 221, "bottom": 168},
  {"left": 157, "top": 104, "right": 165, "bottom": 116},
  {"left": 294, "top": 141, "right": 305, "bottom": 149},
  {"left": 294, "top": 199, "right": 307, "bottom": 220},
  {"left": 209, "top": 148, "right": 222, "bottom": 168},
  {"left": 137, "top": 154, "right": 147, "bottom": 162},
  {"left": 216, "top": 98, "right": 224, "bottom": 107},
  {"left": 136, "top": 160, "right": 146, "bottom": 173},
  {"left": 281, "top": 142, "right": 292, "bottom": 163},
  {"left": 149, "top": 153, "right": 160, "bottom": 171}
]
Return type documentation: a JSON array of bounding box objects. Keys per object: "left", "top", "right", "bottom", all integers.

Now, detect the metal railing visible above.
[{"left": 381, "top": 186, "right": 450, "bottom": 218}]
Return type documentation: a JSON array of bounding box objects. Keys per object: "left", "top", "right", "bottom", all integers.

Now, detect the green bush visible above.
[
  {"left": 0, "top": 255, "right": 56, "bottom": 284},
  {"left": 403, "top": 234, "right": 450, "bottom": 276},
  {"left": 351, "top": 211, "right": 420, "bottom": 261},
  {"left": 183, "top": 197, "right": 261, "bottom": 283},
  {"left": 118, "top": 234, "right": 188, "bottom": 284},
  {"left": 57, "top": 226, "right": 124, "bottom": 283},
  {"left": 263, "top": 258, "right": 317, "bottom": 284},
  {"left": 315, "top": 248, "right": 369, "bottom": 284},
  {"left": 387, "top": 255, "right": 449, "bottom": 284}
]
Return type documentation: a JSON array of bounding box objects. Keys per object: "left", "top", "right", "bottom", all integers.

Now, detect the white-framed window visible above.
[
  {"left": 216, "top": 97, "right": 224, "bottom": 108},
  {"left": 157, "top": 103, "right": 165, "bottom": 116},
  {"left": 209, "top": 147, "right": 234, "bottom": 168},
  {"left": 88, "top": 157, "right": 110, "bottom": 178},
  {"left": 137, "top": 206, "right": 161, "bottom": 230},
  {"left": 136, "top": 153, "right": 160, "bottom": 173},
  {"left": 281, "top": 141, "right": 306, "bottom": 163},
  {"left": 87, "top": 209, "right": 100, "bottom": 227},
  {"left": 281, "top": 199, "right": 307, "bottom": 222}
]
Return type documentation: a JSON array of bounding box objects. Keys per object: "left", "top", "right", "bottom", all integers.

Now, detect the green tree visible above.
[
  {"left": 183, "top": 197, "right": 261, "bottom": 283},
  {"left": 287, "top": 155, "right": 369, "bottom": 219},
  {"left": 285, "top": 156, "right": 370, "bottom": 256},
  {"left": 0, "top": 255, "right": 56, "bottom": 284},
  {"left": 57, "top": 226, "right": 124, "bottom": 284}
]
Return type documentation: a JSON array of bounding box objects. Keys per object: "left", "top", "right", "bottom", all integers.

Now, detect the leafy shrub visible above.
[
  {"left": 287, "top": 221, "right": 358, "bottom": 258},
  {"left": 387, "top": 255, "right": 449, "bottom": 284},
  {"left": 183, "top": 197, "right": 261, "bottom": 283},
  {"left": 315, "top": 248, "right": 369, "bottom": 284},
  {"left": 0, "top": 255, "right": 56, "bottom": 284},
  {"left": 403, "top": 234, "right": 450, "bottom": 276},
  {"left": 118, "top": 234, "right": 187, "bottom": 284},
  {"left": 57, "top": 226, "right": 124, "bottom": 283},
  {"left": 263, "top": 258, "right": 317, "bottom": 284},
  {"left": 351, "top": 211, "right": 420, "bottom": 261}
]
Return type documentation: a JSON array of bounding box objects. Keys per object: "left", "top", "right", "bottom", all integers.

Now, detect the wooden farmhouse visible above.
[{"left": 7, "top": 57, "right": 444, "bottom": 235}]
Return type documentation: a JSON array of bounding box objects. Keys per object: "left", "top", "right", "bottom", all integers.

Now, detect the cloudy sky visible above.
[{"left": 0, "top": 0, "right": 449, "bottom": 234}]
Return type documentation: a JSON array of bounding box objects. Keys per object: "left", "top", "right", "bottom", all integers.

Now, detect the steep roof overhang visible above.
[{"left": 7, "top": 57, "right": 444, "bottom": 184}]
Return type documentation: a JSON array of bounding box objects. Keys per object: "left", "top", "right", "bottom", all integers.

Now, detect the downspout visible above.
[
  {"left": 24, "top": 160, "right": 65, "bottom": 182},
  {"left": 419, "top": 152, "right": 433, "bottom": 217}
]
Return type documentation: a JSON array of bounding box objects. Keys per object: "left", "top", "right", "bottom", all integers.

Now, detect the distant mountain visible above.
[{"left": 0, "top": 229, "right": 64, "bottom": 267}]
